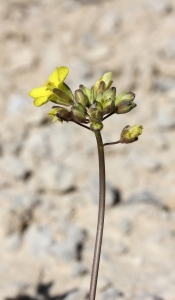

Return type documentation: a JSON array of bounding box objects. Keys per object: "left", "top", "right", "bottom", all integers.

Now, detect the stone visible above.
[
  {"left": 6, "top": 94, "right": 29, "bottom": 115},
  {"left": 117, "top": 218, "right": 133, "bottom": 235},
  {"left": 127, "top": 191, "right": 168, "bottom": 210},
  {"left": 71, "top": 262, "right": 88, "bottom": 277},
  {"left": 2, "top": 208, "right": 32, "bottom": 235},
  {"left": 97, "top": 277, "right": 111, "bottom": 292},
  {"left": 86, "top": 176, "right": 119, "bottom": 208},
  {"left": 49, "top": 225, "right": 86, "bottom": 261},
  {"left": 153, "top": 77, "right": 175, "bottom": 92},
  {"left": 25, "top": 225, "right": 53, "bottom": 258},
  {"left": 156, "top": 109, "right": 175, "bottom": 130},
  {"left": 64, "top": 289, "right": 88, "bottom": 300},
  {"left": 38, "top": 162, "right": 75, "bottom": 193},
  {"left": 137, "top": 292, "right": 164, "bottom": 300},
  {"left": 162, "top": 38, "right": 175, "bottom": 59},
  {"left": 143, "top": 0, "right": 172, "bottom": 15},
  {"left": 115, "top": 241, "right": 129, "bottom": 255},
  {"left": 101, "top": 286, "right": 124, "bottom": 300},
  {"left": 0, "top": 155, "right": 29, "bottom": 180},
  {"left": 3, "top": 233, "right": 22, "bottom": 252},
  {"left": 97, "top": 11, "right": 121, "bottom": 35}
]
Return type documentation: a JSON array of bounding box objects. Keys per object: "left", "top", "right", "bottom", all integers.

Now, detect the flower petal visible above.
[
  {"left": 29, "top": 86, "right": 52, "bottom": 98},
  {"left": 49, "top": 66, "right": 69, "bottom": 87},
  {"left": 34, "top": 96, "right": 50, "bottom": 107}
]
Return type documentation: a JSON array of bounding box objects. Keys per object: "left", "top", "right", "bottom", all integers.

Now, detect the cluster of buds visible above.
[{"left": 29, "top": 66, "right": 143, "bottom": 142}]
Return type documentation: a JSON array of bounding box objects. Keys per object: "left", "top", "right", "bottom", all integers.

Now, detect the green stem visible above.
[{"left": 89, "top": 131, "right": 106, "bottom": 300}]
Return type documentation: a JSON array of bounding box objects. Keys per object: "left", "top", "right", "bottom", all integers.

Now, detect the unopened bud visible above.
[
  {"left": 75, "top": 89, "right": 88, "bottom": 107},
  {"left": 79, "top": 85, "right": 92, "bottom": 105},
  {"left": 72, "top": 104, "right": 86, "bottom": 123},
  {"left": 48, "top": 107, "right": 71, "bottom": 123},
  {"left": 116, "top": 100, "right": 136, "bottom": 114},
  {"left": 115, "top": 92, "right": 135, "bottom": 106},
  {"left": 103, "top": 87, "right": 116, "bottom": 101},
  {"left": 52, "top": 88, "right": 73, "bottom": 106},
  {"left": 103, "top": 99, "right": 115, "bottom": 115},
  {"left": 90, "top": 121, "right": 103, "bottom": 132},
  {"left": 120, "top": 124, "right": 143, "bottom": 144}
]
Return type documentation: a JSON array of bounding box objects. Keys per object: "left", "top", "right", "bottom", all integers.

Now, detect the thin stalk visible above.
[
  {"left": 103, "top": 140, "right": 120, "bottom": 147},
  {"left": 89, "top": 131, "right": 106, "bottom": 300}
]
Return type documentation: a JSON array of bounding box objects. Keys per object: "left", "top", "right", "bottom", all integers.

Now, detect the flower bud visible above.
[
  {"left": 89, "top": 107, "right": 103, "bottom": 122},
  {"left": 115, "top": 100, "right": 136, "bottom": 114},
  {"left": 90, "top": 121, "right": 103, "bottom": 132},
  {"left": 52, "top": 88, "right": 73, "bottom": 106},
  {"left": 79, "top": 85, "right": 92, "bottom": 106},
  {"left": 97, "top": 81, "right": 105, "bottom": 94},
  {"left": 48, "top": 107, "right": 71, "bottom": 123},
  {"left": 71, "top": 103, "right": 86, "bottom": 123},
  {"left": 75, "top": 89, "right": 88, "bottom": 107},
  {"left": 115, "top": 92, "right": 135, "bottom": 106},
  {"left": 120, "top": 125, "right": 143, "bottom": 144},
  {"left": 96, "top": 91, "right": 103, "bottom": 103},
  {"left": 103, "top": 87, "right": 116, "bottom": 101},
  {"left": 103, "top": 99, "right": 115, "bottom": 115},
  {"left": 93, "top": 72, "right": 113, "bottom": 98}
]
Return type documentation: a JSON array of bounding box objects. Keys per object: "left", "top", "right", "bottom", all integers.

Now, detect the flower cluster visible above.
[{"left": 29, "top": 66, "right": 143, "bottom": 142}]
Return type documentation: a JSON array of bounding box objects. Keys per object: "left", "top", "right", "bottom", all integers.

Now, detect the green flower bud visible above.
[
  {"left": 75, "top": 89, "right": 88, "bottom": 107},
  {"left": 89, "top": 107, "right": 103, "bottom": 122},
  {"left": 115, "top": 92, "right": 135, "bottom": 106},
  {"left": 96, "top": 91, "right": 103, "bottom": 103},
  {"left": 97, "top": 81, "right": 105, "bottom": 94},
  {"left": 48, "top": 107, "right": 71, "bottom": 123},
  {"left": 120, "top": 125, "right": 143, "bottom": 144},
  {"left": 95, "top": 101, "right": 103, "bottom": 112},
  {"left": 103, "top": 87, "right": 116, "bottom": 101},
  {"left": 116, "top": 100, "right": 136, "bottom": 114},
  {"left": 72, "top": 103, "right": 86, "bottom": 123},
  {"left": 93, "top": 72, "right": 113, "bottom": 98},
  {"left": 52, "top": 88, "right": 73, "bottom": 106},
  {"left": 79, "top": 85, "right": 92, "bottom": 106},
  {"left": 90, "top": 121, "right": 103, "bottom": 132},
  {"left": 103, "top": 99, "right": 115, "bottom": 115}
]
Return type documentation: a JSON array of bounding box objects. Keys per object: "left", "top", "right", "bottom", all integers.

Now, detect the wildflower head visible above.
[{"left": 29, "top": 67, "right": 143, "bottom": 140}]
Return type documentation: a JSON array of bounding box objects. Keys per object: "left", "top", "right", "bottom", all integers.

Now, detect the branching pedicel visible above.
[{"left": 29, "top": 66, "right": 143, "bottom": 300}]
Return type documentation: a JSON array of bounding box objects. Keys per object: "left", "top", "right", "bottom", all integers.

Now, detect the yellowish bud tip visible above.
[{"left": 120, "top": 124, "right": 143, "bottom": 144}]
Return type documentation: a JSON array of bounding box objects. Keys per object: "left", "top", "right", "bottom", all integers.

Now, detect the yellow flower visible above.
[
  {"left": 120, "top": 124, "right": 143, "bottom": 144},
  {"left": 29, "top": 66, "right": 73, "bottom": 107},
  {"left": 48, "top": 107, "right": 71, "bottom": 123}
]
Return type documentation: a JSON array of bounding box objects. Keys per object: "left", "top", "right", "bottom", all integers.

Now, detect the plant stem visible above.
[
  {"left": 103, "top": 140, "right": 120, "bottom": 147},
  {"left": 89, "top": 131, "right": 106, "bottom": 300}
]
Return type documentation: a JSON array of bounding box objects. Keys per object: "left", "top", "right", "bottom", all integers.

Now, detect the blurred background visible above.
[{"left": 0, "top": 0, "right": 175, "bottom": 299}]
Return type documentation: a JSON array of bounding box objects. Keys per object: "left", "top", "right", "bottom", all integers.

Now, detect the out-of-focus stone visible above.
[
  {"left": 49, "top": 225, "right": 86, "bottom": 261},
  {"left": 3, "top": 233, "right": 22, "bottom": 251},
  {"left": 25, "top": 224, "right": 53, "bottom": 258},
  {"left": 86, "top": 176, "right": 119, "bottom": 208},
  {"left": 127, "top": 191, "right": 167, "bottom": 210},
  {"left": 143, "top": 0, "right": 172, "bottom": 15},
  {"left": 117, "top": 218, "right": 133, "bottom": 235},
  {"left": 38, "top": 162, "right": 75, "bottom": 193},
  {"left": 97, "top": 11, "right": 121, "bottom": 35},
  {"left": 64, "top": 289, "right": 88, "bottom": 300},
  {"left": 71, "top": 262, "right": 88, "bottom": 277},
  {"left": 156, "top": 108, "right": 175, "bottom": 130},
  {"left": 137, "top": 292, "right": 164, "bottom": 300},
  {"left": 153, "top": 77, "right": 175, "bottom": 92},
  {"left": 0, "top": 155, "right": 29, "bottom": 180},
  {"left": 101, "top": 286, "right": 124, "bottom": 300}
]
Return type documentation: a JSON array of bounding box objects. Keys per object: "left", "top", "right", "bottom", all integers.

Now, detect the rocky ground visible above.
[{"left": 0, "top": 0, "right": 175, "bottom": 299}]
